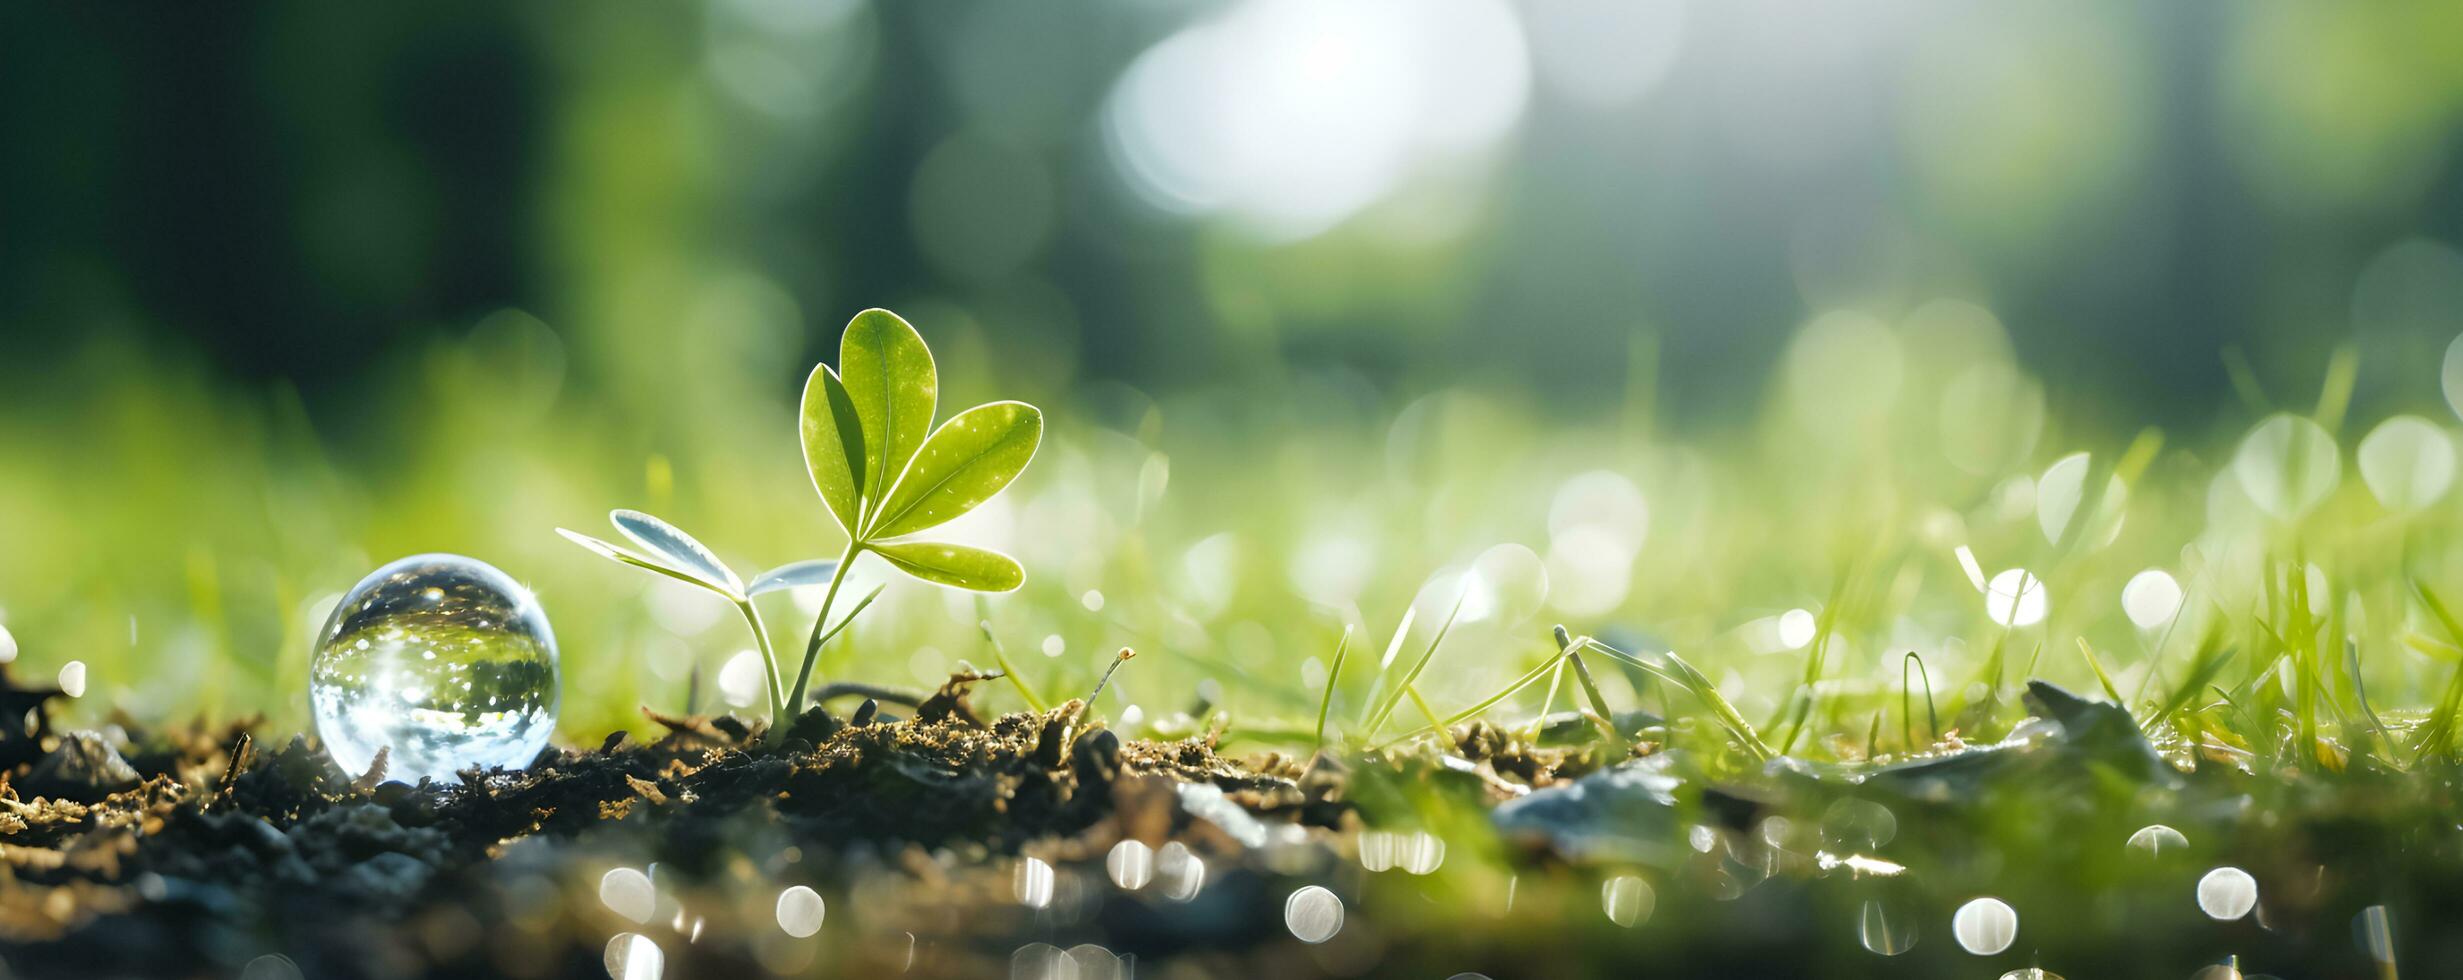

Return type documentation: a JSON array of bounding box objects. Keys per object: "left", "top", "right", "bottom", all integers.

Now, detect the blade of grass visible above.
[
  {"left": 2407, "top": 581, "right": 2463, "bottom": 763},
  {"left": 1564, "top": 627, "right": 1628, "bottom": 747},
  {"left": 1373, "top": 641, "right": 1578, "bottom": 751},
  {"left": 2077, "top": 638, "right": 2125, "bottom": 704},
  {"left": 978, "top": 618, "right": 1049, "bottom": 713},
  {"left": 1355, "top": 605, "right": 1419, "bottom": 725},
  {"left": 1901, "top": 651, "right": 1937, "bottom": 748},
  {"left": 1580, "top": 638, "right": 1772, "bottom": 762},
  {"left": 2145, "top": 628, "right": 2236, "bottom": 734},
  {"left": 1362, "top": 587, "right": 1469, "bottom": 740},
  {"left": 2347, "top": 637, "right": 2398, "bottom": 768},
  {"left": 1314, "top": 624, "right": 1355, "bottom": 750}
]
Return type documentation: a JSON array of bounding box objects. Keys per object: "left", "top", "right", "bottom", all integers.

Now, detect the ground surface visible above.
[{"left": 6, "top": 666, "right": 2463, "bottom": 979}]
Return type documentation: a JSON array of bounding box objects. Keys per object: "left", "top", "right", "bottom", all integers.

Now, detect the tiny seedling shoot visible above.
[{"left": 561, "top": 308, "right": 1041, "bottom": 732}]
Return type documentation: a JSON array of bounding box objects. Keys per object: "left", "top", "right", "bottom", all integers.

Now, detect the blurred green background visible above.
[{"left": 4, "top": 0, "right": 2463, "bottom": 742}]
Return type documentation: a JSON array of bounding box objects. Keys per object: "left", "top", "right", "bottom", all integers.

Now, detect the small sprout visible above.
[
  {"left": 560, "top": 308, "right": 1042, "bottom": 733},
  {"left": 559, "top": 510, "right": 838, "bottom": 728},
  {"left": 1089, "top": 647, "right": 1137, "bottom": 703}
]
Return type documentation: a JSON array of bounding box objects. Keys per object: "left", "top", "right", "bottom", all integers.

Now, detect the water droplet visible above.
[
  {"left": 1156, "top": 842, "right": 1205, "bottom": 901},
  {"left": 1062, "top": 944, "right": 1128, "bottom": 980},
  {"left": 1778, "top": 609, "right": 1818, "bottom": 649},
  {"left": 2126, "top": 824, "right": 2189, "bottom": 858},
  {"left": 1358, "top": 830, "right": 1396, "bottom": 871},
  {"left": 2234, "top": 414, "right": 2341, "bottom": 519},
  {"left": 1012, "top": 943, "right": 1064, "bottom": 980},
  {"left": 0, "top": 623, "right": 16, "bottom": 664},
  {"left": 2122, "top": 571, "right": 2184, "bottom": 630},
  {"left": 1106, "top": 840, "right": 1153, "bottom": 889},
  {"left": 1858, "top": 900, "right": 1917, "bottom": 955},
  {"left": 2197, "top": 867, "right": 2258, "bottom": 920},
  {"left": 600, "top": 868, "right": 656, "bottom": 924},
  {"left": 776, "top": 884, "right": 825, "bottom": 938},
  {"left": 1953, "top": 897, "right": 2018, "bottom": 955},
  {"left": 310, "top": 555, "right": 559, "bottom": 783},
  {"left": 1397, "top": 830, "right": 1447, "bottom": 874},
  {"left": 1822, "top": 798, "right": 1897, "bottom": 849},
  {"left": 2037, "top": 452, "right": 2128, "bottom": 546},
  {"left": 1284, "top": 885, "right": 1345, "bottom": 943},
  {"left": 1014, "top": 857, "right": 1055, "bottom": 908},
  {"left": 716, "top": 649, "right": 767, "bottom": 709},
  {"left": 604, "top": 933, "right": 663, "bottom": 980},
  {"left": 1985, "top": 569, "right": 2048, "bottom": 627},
  {"left": 240, "top": 954, "right": 305, "bottom": 980},
  {"left": 1601, "top": 875, "right": 1654, "bottom": 926},
  {"left": 57, "top": 660, "right": 86, "bottom": 698},
  {"left": 1464, "top": 543, "right": 1549, "bottom": 626},
  {"left": 1997, "top": 971, "right": 2065, "bottom": 980},
  {"left": 2358, "top": 415, "right": 2455, "bottom": 512}
]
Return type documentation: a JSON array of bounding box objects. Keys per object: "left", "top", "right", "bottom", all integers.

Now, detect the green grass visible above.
[{"left": 3, "top": 317, "right": 2462, "bottom": 789}]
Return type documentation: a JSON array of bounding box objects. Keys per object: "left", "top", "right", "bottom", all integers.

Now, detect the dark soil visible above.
[{"left": 0, "top": 667, "right": 1391, "bottom": 978}]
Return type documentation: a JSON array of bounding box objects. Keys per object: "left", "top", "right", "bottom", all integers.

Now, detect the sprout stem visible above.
[
  {"left": 785, "top": 538, "right": 865, "bottom": 718},
  {"left": 1089, "top": 647, "right": 1137, "bottom": 703},
  {"left": 736, "top": 600, "right": 789, "bottom": 726}
]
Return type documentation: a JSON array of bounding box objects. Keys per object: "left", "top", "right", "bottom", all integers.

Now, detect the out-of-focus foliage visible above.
[{"left": 2, "top": 0, "right": 2463, "bottom": 746}]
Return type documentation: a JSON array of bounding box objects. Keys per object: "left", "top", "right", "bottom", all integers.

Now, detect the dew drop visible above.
[
  {"left": 2234, "top": 414, "right": 2341, "bottom": 519},
  {"left": 239, "top": 954, "right": 305, "bottom": 980},
  {"left": 2197, "top": 867, "right": 2258, "bottom": 920},
  {"left": 1985, "top": 569, "right": 2048, "bottom": 627},
  {"left": 1858, "top": 900, "right": 1917, "bottom": 955},
  {"left": 2126, "top": 824, "right": 2189, "bottom": 859},
  {"left": 57, "top": 660, "right": 87, "bottom": 698},
  {"left": 1106, "top": 840, "right": 1153, "bottom": 889},
  {"left": 2122, "top": 570, "right": 2184, "bottom": 630},
  {"left": 1284, "top": 885, "right": 1344, "bottom": 943},
  {"left": 1601, "top": 875, "right": 1655, "bottom": 927},
  {"left": 604, "top": 933, "right": 663, "bottom": 980},
  {"left": 309, "top": 554, "right": 559, "bottom": 783},
  {"left": 775, "top": 884, "right": 825, "bottom": 938},
  {"left": 599, "top": 868, "right": 656, "bottom": 924},
  {"left": 2358, "top": 415, "right": 2455, "bottom": 512},
  {"left": 0, "top": 623, "right": 16, "bottom": 664},
  {"left": 1014, "top": 857, "right": 1055, "bottom": 909},
  {"left": 1953, "top": 897, "right": 2018, "bottom": 955}
]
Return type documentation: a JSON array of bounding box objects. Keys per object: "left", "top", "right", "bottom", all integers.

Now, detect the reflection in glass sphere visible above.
[{"left": 310, "top": 554, "right": 560, "bottom": 784}]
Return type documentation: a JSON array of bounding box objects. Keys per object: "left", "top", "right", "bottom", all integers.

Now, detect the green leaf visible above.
[
  {"left": 799, "top": 363, "right": 867, "bottom": 535},
  {"left": 611, "top": 510, "right": 741, "bottom": 595},
  {"left": 556, "top": 528, "right": 742, "bottom": 600},
  {"left": 838, "top": 308, "right": 937, "bottom": 512},
  {"left": 746, "top": 559, "right": 841, "bottom": 597},
  {"left": 866, "top": 401, "right": 1042, "bottom": 540},
  {"left": 873, "top": 540, "right": 1025, "bottom": 592}
]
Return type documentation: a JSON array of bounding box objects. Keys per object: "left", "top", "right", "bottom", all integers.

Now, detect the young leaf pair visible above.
[
  {"left": 563, "top": 308, "right": 1042, "bottom": 731},
  {"left": 787, "top": 309, "right": 1041, "bottom": 719},
  {"left": 799, "top": 308, "right": 1042, "bottom": 597}
]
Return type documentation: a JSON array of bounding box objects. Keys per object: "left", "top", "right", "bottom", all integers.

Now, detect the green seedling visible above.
[
  {"left": 565, "top": 308, "right": 1042, "bottom": 730},
  {"left": 559, "top": 509, "right": 837, "bottom": 725},
  {"left": 793, "top": 308, "right": 1044, "bottom": 714}
]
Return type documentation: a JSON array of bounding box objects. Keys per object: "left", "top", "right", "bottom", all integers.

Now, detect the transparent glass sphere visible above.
[{"left": 310, "top": 554, "right": 560, "bottom": 783}]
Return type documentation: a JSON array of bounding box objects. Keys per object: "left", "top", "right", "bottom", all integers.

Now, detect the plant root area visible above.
[{"left": 0, "top": 670, "right": 1440, "bottom": 979}]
